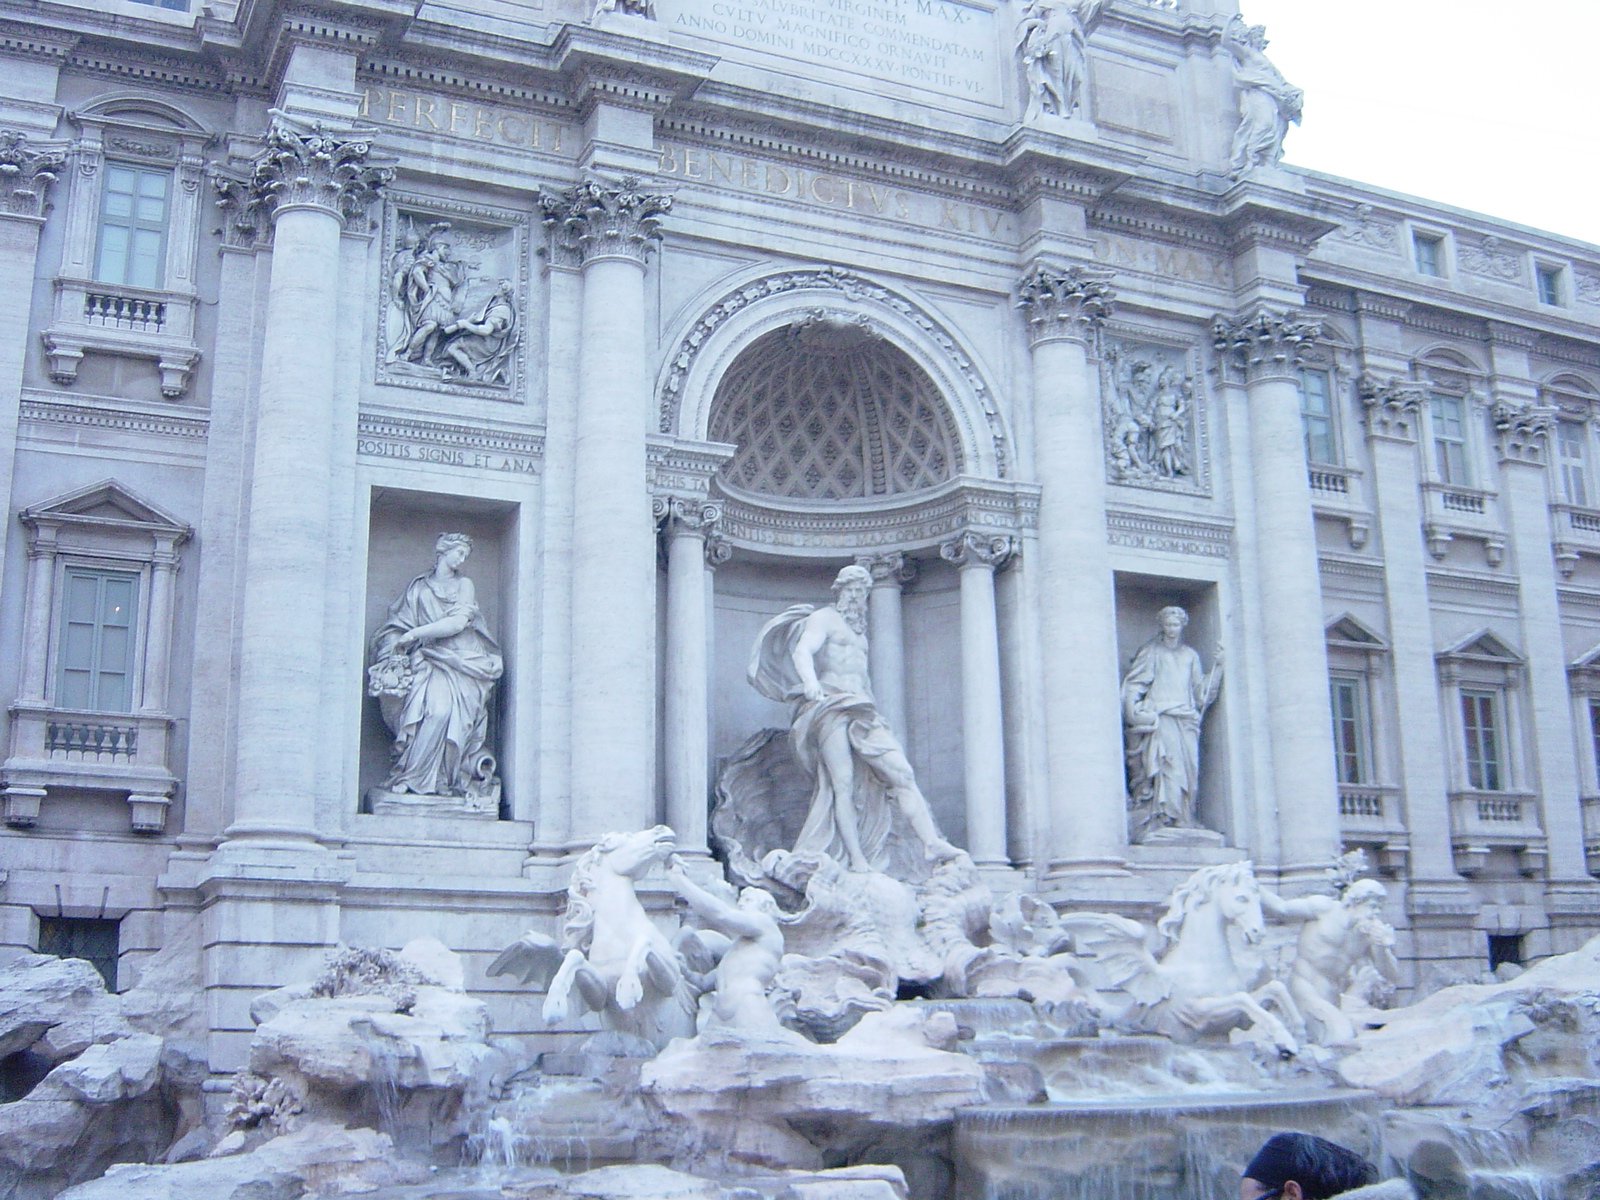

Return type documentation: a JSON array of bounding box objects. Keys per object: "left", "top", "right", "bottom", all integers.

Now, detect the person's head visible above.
[
  {"left": 832, "top": 564, "right": 872, "bottom": 627},
  {"left": 1157, "top": 605, "right": 1189, "bottom": 641},
  {"left": 1342, "top": 878, "right": 1386, "bottom": 915},
  {"left": 435, "top": 532, "right": 472, "bottom": 568},
  {"left": 1241, "top": 1132, "right": 1378, "bottom": 1200}
]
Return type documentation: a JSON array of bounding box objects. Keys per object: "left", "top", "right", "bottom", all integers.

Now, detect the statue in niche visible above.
[
  {"left": 1121, "top": 606, "right": 1223, "bottom": 841},
  {"left": 1101, "top": 344, "right": 1195, "bottom": 484},
  {"left": 1017, "top": 0, "right": 1106, "bottom": 122},
  {"left": 384, "top": 217, "right": 520, "bottom": 387},
  {"left": 367, "top": 532, "right": 504, "bottom": 814},
  {"left": 1224, "top": 14, "right": 1303, "bottom": 178},
  {"left": 748, "top": 564, "right": 959, "bottom": 879}
]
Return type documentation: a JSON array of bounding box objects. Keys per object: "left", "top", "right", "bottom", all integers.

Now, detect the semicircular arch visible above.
[{"left": 657, "top": 264, "right": 1011, "bottom": 481}]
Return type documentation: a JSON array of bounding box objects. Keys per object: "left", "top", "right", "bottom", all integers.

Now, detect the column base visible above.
[{"left": 1044, "top": 855, "right": 1131, "bottom": 880}]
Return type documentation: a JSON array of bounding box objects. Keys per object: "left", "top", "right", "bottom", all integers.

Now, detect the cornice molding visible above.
[{"left": 1106, "top": 508, "right": 1233, "bottom": 559}]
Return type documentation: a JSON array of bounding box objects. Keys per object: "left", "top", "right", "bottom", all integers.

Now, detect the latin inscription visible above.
[
  {"left": 358, "top": 437, "right": 540, "bottom": 475},
  {"left": 655, "top": 0, "right": 999, "bottom": 103},
  {"left": 358, "top": 85, "right": 571, "bottom": 156},
  {"left": 657, "top": 143, "right": 1013, "bottom": 238},
  {"left": 1093, "top": 232, "right": 1230, "bottom": 288}
]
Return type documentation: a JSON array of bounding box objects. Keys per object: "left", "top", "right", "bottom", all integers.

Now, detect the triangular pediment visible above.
[
  {"left": 1326, "top": 613, "right": 1388, "bottom": 649},
  {"left": 1571, "top": 638, "right": 1600, "bottom": 671},
  {"left": 1438, "top": 628, "right": 1523, "bottom": 664},
  {"left": 21, "top": 479, "right": 190, "bottom": 537}
]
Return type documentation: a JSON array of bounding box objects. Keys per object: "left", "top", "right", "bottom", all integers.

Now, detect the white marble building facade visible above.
[{"left": 0, "top": 0, "right": 1595, "bottom": 1073}]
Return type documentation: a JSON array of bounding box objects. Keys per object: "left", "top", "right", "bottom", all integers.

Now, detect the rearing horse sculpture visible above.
[
  {"left": 490, "top": 825, "right": 698, "bottom": 1049},
  {"left": 1058, "top": 861, "right": 1305, "bottom": 1056}
]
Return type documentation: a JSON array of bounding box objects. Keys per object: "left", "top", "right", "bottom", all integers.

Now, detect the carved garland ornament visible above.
[
  {"left": 659, "top": 265, "right": 1008, "bottom": 478},
  {"left": 0, "top": 130, "right": 64, "bottom": 219},
  {"left": 539, "top": 175, "right": 671, "bottom": 264}
]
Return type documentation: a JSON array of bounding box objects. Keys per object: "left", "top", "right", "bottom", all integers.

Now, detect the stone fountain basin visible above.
[{"left": 953, "top": 1087, "right": 1383, "bottom": 1200}]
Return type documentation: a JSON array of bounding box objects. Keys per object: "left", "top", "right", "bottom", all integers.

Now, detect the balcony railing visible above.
[
  {"left": 1448, "top": 788, "right": 1545, "bottom": 876},
  {"left": 83, "top": 291, "right": 167, "bottom": 333},
  {"left": 1337, "top": 783, "right": 1408, "bottom": 873},
  {"left": 46, "top": 719, "right": 138, "bottom": 759}
]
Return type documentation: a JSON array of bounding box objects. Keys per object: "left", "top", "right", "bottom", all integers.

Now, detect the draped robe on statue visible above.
[
  {"left": 748, "top": 604, "right": 930, "bottom": 882},
  {"left": 371, "top": 575, "right": 503, "bottom": 796}
]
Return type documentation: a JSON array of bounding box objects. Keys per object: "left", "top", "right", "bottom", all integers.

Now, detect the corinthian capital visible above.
[
  {"left": 1212, "top": 307, "right": 1321, "bottom": 383},
  {"left": 1357, "top": 373, "right": 1425, "bottom": 442},
  {"left": 940, "top": 532, "right": 1015, "bottom": 570},
  {"left": 1492, "top": 398, "right": 1557, "bottom": 466},
  {"left": 855, "top": 550, "right": 916, "bottom": 587},
  {"left": 1017, "top": 262, "right": 1115, "bottom": 346},
  {"left": 245, "top": 116, "right": 394, "bottom": 227},
  {"left": 540, "top": 175, "right": 671, "bottom": 265},
  {"left": 0, "top": 131, "right": 65, "bottom": 219}
]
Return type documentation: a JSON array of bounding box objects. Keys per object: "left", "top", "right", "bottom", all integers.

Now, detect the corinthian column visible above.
[
  {"left": 940, "top": 532, "right": 1013, "bottom": 867},
  {"left": 1017, "top": 264, "right": 1128, "bottom": 876},
  {"left": 0, "top": 133, "right": 64, "bottom": 613},
  {"left": 541, "top": 177, "right": 672, "bottom": 842},
  {"left": 657, "top": 496, "right": 719, "bottom": 856},
  {"left": 1213, "top": 309, "right": 1341, "bottom": 875},
  {"left": 225, "top": 120, "right": 392, "bottom": 846}
]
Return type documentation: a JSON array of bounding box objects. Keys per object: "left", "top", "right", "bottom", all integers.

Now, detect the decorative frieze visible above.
[
  {"left": 356, "top": 411, "right": 543, "bottom": 475},
  {"left": 1016, "top": 262, "right": 1114, "bottom": 347},
  {"left": 1459, "top": 236, "right": 1522, "bottom": 283},
  {"left": 539, "top": 175, "right": 670, "bottom": 265},
  {"left": 0, "top": 130, "right": 64, "bottom": 219},
  {"left": 1211, "top": 308, "right": 1321, "bottom": 384},
  {"left": 1100, "top": 337, "right": 1205, "bottom": 493},
  {"left": 1334, "top": 203, "right": 1398, "bottom": 252},
  {"left": 1492, "top": 398, "right": 1557, "bottom": 465},
  {"left": 1358, "top": 373, "right": 1425, "bottom": 442}
]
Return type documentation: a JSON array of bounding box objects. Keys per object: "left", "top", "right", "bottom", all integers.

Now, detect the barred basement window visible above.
[
  {"left": 36, "top": 916, "right": 119, "bottom": 991},
  {"left": 1487, "top": 933, "right": 1522, "bottom": 972}
]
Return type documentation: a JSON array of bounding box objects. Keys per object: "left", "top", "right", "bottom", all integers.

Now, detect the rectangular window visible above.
[
  {"left": 1461, "top": 688, "right": 1503, "bottom": 791},
  {"left": 1414, "top": 233, "right": 1443, "bottom": 277},
  {"left": 1588, "top": 698, "right": 1600, "bottom": 788},
  {"left": 1558, "top": 420, "right": 1590, "bottom": 507},
  {"left": 37, "top": 916, "right": 119, "bottom": 991},
  {"left": 1300, "top": 368, "right": 1337, "bottom": 464},
  {"left": 1430, "top": 393, "right": 1470, "bottom": 484},
  {"left": 1537, "top": 265, "right": 1565, "bottom": 307},
  {"left": 94, "top": 164, "right": 170, "bottom": 290},
  {"left": 56, "top": 569, "right": 139, "bottom": 713},
  {"left": 1329, "top": 675, "right": 1370, "bottom": 785}
]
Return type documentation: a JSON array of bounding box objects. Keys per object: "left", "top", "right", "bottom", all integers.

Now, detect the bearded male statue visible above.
[{"left": 749, "top": 564, "right": 959, "bottom": 878}]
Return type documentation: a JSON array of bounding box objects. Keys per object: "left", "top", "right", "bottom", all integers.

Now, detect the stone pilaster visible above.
[
  {"left": 940, "top": 532, "right": 1014, "bottom": 868},
  {"left": 855, "top": 551, "right": 914, "bottom": 738},
  {"left": 1492, "top": 400, "right": 1589, "bottom": 882},
  {"left": 1017, "top": 263, "right": 1127, "bottom": 876},
  {"left": 0, "top": 132, "right": 63, "bottom": 617},
  {"left": 542, "top": 176, "right": 672, "bottom": 841},
  {"left": 224, "top": 119, "right": 392, "bottom": 849},
  {"left": 656, "top": 495, "right": 719, "bottom": 856},
  {"left": 1357, "top": 373, "right": 1459, "bottom": 883},
  {"left": 1213, "top": 308, "right": 1341, "bottom": 877}
]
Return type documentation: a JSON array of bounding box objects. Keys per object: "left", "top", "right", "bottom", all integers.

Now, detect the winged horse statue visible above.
[
  {"left": 489, "top": 825, "right": 700, "bottom": 1049},
  {"left": 1058, "top": 861, "right": 1306, "bottom": 1056}
]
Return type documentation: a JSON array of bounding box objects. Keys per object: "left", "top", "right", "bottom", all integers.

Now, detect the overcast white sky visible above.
[{"left": 1240, "top": 0, "right": 1600, "bottom": 248}]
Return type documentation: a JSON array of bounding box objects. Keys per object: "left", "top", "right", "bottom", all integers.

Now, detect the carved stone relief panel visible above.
[
  {"left": 1099, "top": 335, "right": 1209, "bottom": 495},
  {"left": 376, "top": 194, "right": 529, "bottom": 399}
]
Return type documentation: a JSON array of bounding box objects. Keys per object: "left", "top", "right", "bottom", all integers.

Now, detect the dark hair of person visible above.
[{"left": 1244, "top": 1132, "right": 1379, "bottom": 1199}]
